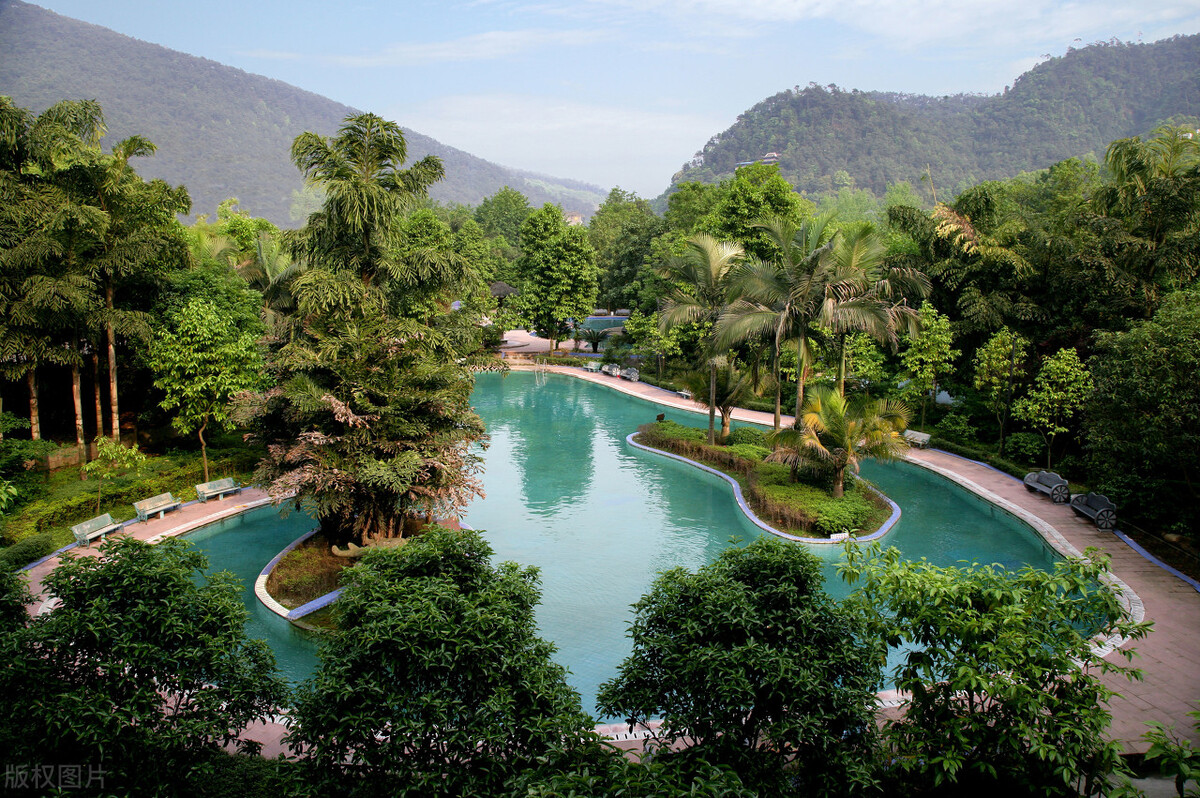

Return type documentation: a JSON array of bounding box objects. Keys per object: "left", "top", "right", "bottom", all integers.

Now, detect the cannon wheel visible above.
[
  {"left": 1050, "top": 485, "right": 1069, "bottom": 504},
  {"left": 1095, "top": 508, "right": 1117, "bottom": 531}
]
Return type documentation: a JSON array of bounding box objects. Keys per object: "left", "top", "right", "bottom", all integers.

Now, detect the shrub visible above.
[
  {"left": 0, "top": 532, "right": 59, "bottom": 571},
  {"left": 725, "top": 444, "right": 770, "bottom": 462},
  {"left": 935, "top": 412, "right": 976, "bottom": 444},
  {"left": 1005, "top": 432, "right": 1045, "bottom": 464},
  {"left": 725, "top": 427, "right": 766, "bottom": 447}
]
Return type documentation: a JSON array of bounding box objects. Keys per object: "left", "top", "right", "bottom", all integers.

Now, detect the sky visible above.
[{"left": 28, "top": 0, "right": 1200, "bottom": 199}]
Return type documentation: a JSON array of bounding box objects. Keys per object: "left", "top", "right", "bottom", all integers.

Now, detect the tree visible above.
[
  {"left": 288, "top": 527, "right": 601, "bottom": 797},
  {"left": 840, "top": 544, "right": 1149, "bottom": 797},
  {"left": 973, "top": 327, "right": 1029, "bottom": 456},
  {"left": 149, "top": 298, "right": 264, "bottom": 481},
  {"left": 768, "top": 386, "right": 910, "bottom": 494},
  {"left": 287, "top": 113, "right": 445, "bottom": 287},
  {"left": 683, "top": 361, "right": 753, "bottom": 442},
  {"left": 1013, "top": 346, "right": 1091, "bottom": 469},
  {"left": 623, "top": 310, "right": 683, "bottom": 379},
  {"left": 597, "top": 537, "right": 883, "bottom": 796},
  {"left": 475, "top": 185, "right": 533, "bottom": 245},
  {"left": 1086, "top": 290, "right": 1200, "bottom": 537},
  {"left": 697, "top": 163, "right": 813, "bottom": 261},
  {"left": 81, "top": 435, "right": 147, "bottom": 513},
  {"left": 0, "top": 538, "right": 286, "bottom": 794},
  {"left": 659, "top": 234, "right": 743, "bottom": 444},
  {"left": 900, "top": 303, "right": 959, "bottom": 427},
  {"left": 513, "top": 204, "right": 599, "bottom": 351}
]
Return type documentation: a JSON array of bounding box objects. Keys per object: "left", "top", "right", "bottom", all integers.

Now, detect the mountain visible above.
[
  {"left": 0, "top": 0, "right": 606, "bottom": 226},
  {"left": 668, "top": 34, "right": 1200, "bottom": 201}
]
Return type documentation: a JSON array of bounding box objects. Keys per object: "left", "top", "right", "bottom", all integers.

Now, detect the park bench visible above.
[
  {"left": 620, "top": 367, "right": 640, "bottom": 382},
  {"left": 600, "top": 364, "right": 620, "bottom": 377},
  {"left": 1070, "top": 492, "right": 1118, "bottom": 531},
  {"left": 1023, "top": 471, "right": 1070, "bottom": 504},
  {"left": 195, "top": 477, "right": 243, "bottom": 503},
  {"left": 71, "top": 513, "right": 123, "bottom": 548},
  {"left": 583, "top": 360, "right": 601, "bottom": 373},
  {"left": 133, "top": 492, "right": 182, "bottom": 522},
  {"left": 903, "top": 430, "right": 931, "bottom": 448}
]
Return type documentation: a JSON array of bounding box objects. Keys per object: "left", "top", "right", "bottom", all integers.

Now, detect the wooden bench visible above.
[
  {"left": 1070, "top": 492, "right": 1117, "bottom": 531},
  {"left": 71, "top": 513, "right": 123, "bottom": 548},
  {"left": 903, "top": 430, "right": 931, "bottom": 448},
  {"left": 195, "top": 477, "right": 243, "bottom": 502},
  {"left": 1023, "top": 471, "right": 1070, "bottom": 504},
  {"left": 133, "top": 492, "right": 182, "bottom": 522}
]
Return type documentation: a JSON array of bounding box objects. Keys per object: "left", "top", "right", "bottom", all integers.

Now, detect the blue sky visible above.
[{"left": 31, "top": 0, "right": 1200, "bottom": 199}]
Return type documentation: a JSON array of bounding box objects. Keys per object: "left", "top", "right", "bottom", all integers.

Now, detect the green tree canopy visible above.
[
  {"left": 289, "top": 527, "right": 602, "bottom": 797},
  {"left": 513, "top": 203, "right": 599, "bottom": 351},
  {"left": 598, "top": 537, "right": 883, "bottom": 796}
]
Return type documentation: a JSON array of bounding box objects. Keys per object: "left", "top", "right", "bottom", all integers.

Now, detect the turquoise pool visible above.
[{"left": 184, "top": 370, "right": 1061, "bottom": 712}]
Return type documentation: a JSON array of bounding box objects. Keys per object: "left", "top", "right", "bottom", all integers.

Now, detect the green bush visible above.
[
  {"left": 0, "top": 531, "right": 60, "bottom": 571},
  {"left": 726, "top": 443, "right": 770, "bottom": 462},
  {"left": 648, "top": 420, "right": 707, "bottom": 443},
  {"left": 1004, "top": 432, "right": 1045, "bottom": 463},
  {"left": 726, "top": 427, "right": 767, "bottom": 447},
  {"left": 935, "top": 412, "right": 976, "bottom": 444},
  {"left": 759, "top": 482, "right": 878, "bottom": 536}
]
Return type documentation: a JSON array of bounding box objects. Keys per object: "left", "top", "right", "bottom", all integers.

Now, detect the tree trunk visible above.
[
  {"left": 707, "top": 361, "right": 717, "bottom": 445},
  {"left": 832, "top": 468, "right": 845, "bottom": 499},
  {"left": 106, "top": 282, "right": 119, "bottom": 442},
  {"left": 772, "top": 348, "right": 781, "bottom": 433},
  {"left": 721, "top": 410, "right": 732, "bottom": 441},
  {"left": 198, "top": 419, "right": 210, "bottom": 482},
  {"left": 71, "top": 363, "right": 86, "bottom": 459},
  {"left": 92, "top": 351, "right": 104, "bottom": 440},
  {"left": 836, "top": 334, "right": 847, "bottom": 397},
  {"left": 794, "top": 334, "right": 807, "bottom": 428},
  {"left": 27, "top": 371, "right": 40, "bottom": 441}
]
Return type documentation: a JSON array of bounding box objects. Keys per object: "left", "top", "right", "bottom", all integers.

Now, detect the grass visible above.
[
  {"left": 264, "top": 532, "right": 344, "bottom": 609},
  {"left": 635, "top": 420, "right": 891, "bottom": 538}
]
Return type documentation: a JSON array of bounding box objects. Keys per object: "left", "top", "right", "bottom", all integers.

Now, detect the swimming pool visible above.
[{"left": 185, "top": 370, "right": 1061, "bottom": 712}]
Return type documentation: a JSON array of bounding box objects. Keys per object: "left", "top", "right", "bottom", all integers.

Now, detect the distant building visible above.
[
  {"left": 565, "top": 212, "right": 584, "bottom": 226},
  {"left": 735, "top": 152, "right": 782, "bottom": 169}
]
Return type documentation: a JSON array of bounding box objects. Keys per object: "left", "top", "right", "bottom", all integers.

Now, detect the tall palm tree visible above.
[
  {"left": 768, "top": 387, "right": 911, "bottom": 497},
  {"left": 659, "top": 234, "right": 743, "bottom": 444},
  {"left": 720, "top": 213, "right": 888, "bottom": 429},
  {"left": 287, "top": 113, "right": 444, "bottom": 289}
]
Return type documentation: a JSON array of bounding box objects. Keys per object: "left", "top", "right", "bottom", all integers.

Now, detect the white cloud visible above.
[{"left": 394, "top": 94, "right": 730, "bottom": 197}]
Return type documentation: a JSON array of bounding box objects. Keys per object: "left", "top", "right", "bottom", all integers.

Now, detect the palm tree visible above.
[
  {"left": 287, "top": 113, "right": 445, "bottom": 289},
  {"left": 684, "top": 360, "right": 753, "bottom": 441},
  {"left": 768, "top": 387, "right": 911, "bottom": 497},
  {"left": 720, "top": 213, "right": 883, "bottom": 430},
  {"left": 658, "top": 234, "right": 743, "bottom": 444},
  {"left": 237, "top": 232, "right": 305, "bottom": 338}
]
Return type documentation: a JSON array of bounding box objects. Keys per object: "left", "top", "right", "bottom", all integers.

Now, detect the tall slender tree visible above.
[{"left": 659, "top": 234, "right": 743, "bottom": 444}]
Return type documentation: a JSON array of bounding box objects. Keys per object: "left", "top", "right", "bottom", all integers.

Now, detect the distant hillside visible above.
[
  {"left": 0, "top": 0, "right": 606, "bottom": 226},
  {"left": 668, "top": 34, "right": 1200, "bottom": 200}
]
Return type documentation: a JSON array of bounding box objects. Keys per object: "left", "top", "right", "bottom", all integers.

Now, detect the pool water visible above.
[
  {"left": 184, "top": 370, "right": 1061, "bottom": 714},
  {"left": 464, "top": 372, "right": 1060, "bottom": 714}
]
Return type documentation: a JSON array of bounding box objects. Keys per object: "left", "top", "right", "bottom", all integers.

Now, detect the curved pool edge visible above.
[
  {"left": 625, "top": 432, "right": 902, "bottom": 545},
  {"left": 902, "top": 453, "right": 1145, "bottom": 659}
]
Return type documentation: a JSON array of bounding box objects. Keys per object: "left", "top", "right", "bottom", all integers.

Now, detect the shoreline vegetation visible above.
[{"left": 634, "top": 420, "right": 891, "bottom": 538}]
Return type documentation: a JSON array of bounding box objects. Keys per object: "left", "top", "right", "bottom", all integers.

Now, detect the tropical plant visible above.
[
  {"left": 659, "top": 234, "right": 744, "bottom": 444},
  {"left": 683, "top": 361, "right": 753, "bottom": 441},
  {"left": 81, "top": 435, "right": 147, "bottom": 513},
  {"left": 149, "top": 298, "right": 264, "bottom": 481},
  {"left": 900, "top": 302, "right": 959, "bottom": 427},
  {"left": 973, "top": 326, "right": 1029, "bottom": 457},
  {"left": 578, "top": 326, "right": 610, "bottom": 353},
  {"left": 767, "top": 386, "right": 910, "bottom": 495}
]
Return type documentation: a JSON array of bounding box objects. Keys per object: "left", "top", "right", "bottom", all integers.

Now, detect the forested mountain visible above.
[
  {"left": 0, "top": 0, "right": 606, "bottom": 225},
  {"left": 670, "top": 34, "right": 1200, "bottom": 201}
]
